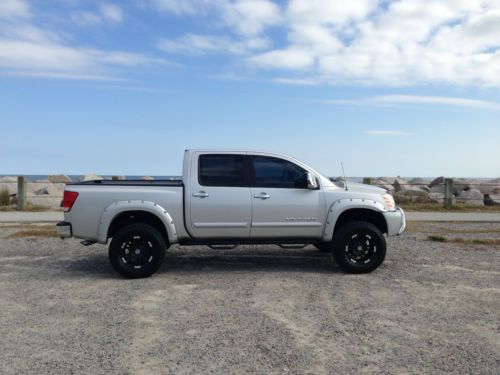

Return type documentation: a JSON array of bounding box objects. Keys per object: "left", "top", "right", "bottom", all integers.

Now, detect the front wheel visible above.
[
  {"left": 332, "top": 221, "right": 386, "bottom": 273},
  {"left": 109, "top": 223, "right": 167, "bottom": 278}
]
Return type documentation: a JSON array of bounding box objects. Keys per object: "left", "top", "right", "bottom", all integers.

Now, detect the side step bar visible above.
[
  {"left": 207, "top": 244, "right": 307, "bottom": 250},
  {"left": 278, "top": 244, "right": 306, "bottom": 249},
  {"left": 208, "top": 244, "right": 238, "bottom": 250}
]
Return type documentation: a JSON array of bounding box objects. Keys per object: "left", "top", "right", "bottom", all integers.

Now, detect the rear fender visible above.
[
  {"left": 322, "top": 198, "right": 386, "bottom": 242},
  {"left": 97, "top": 200, "right": 178, "bottom": 244}
]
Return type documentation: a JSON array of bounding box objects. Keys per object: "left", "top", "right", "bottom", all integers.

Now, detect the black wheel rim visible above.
[
  {"left": 345, "top": 231, "right": 377, "bottom": 265},
  {"left": 119, "top": 234, "right": 155, "bottom": 269}
]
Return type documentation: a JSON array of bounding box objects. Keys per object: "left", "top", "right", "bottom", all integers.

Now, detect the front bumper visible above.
[
  {"left": 383, "top": 208, "right": 406, "bottom": 236},
  {"left": 56, "top": 221, "right": 72, "bottom": 239}
]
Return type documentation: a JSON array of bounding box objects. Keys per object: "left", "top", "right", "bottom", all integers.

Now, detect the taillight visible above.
[{"left": 61, "top": 191, "right": 79, "bottom": 212}]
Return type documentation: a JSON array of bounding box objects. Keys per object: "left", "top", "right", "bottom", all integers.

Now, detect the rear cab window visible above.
[{"left": 198, "top": 154, "right": 246, "bottom": 187}]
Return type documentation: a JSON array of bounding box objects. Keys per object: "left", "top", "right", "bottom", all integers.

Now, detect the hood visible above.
[{"left": 332, "top": 180, "right": 388, "bottom": 195}]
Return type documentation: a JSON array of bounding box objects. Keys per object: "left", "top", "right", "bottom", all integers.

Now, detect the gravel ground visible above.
[{"left": 0, "top": 223, "right": 499, "bottom": 374}]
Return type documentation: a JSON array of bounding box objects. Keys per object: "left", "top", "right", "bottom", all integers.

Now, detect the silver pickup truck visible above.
[{"left": 57, "top": 150, "right": 405, "bottom": 278}]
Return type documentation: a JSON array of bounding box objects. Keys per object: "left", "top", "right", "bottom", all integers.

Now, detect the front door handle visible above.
[
  {"left": 193, "top": 191, "right": 209, "bottom": 198},
  {"left": 254, "top": 192, "right": 271, "bottom": 200}
]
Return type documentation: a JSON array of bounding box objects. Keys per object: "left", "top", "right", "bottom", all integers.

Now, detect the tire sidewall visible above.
[
  {"left": 332, "top": 221, "right": 386, "bottom": 273},
  {"left": 109, "top": 223, "right": 166, "bottom": 278}
]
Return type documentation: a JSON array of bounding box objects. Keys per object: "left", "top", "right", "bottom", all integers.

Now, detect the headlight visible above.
[{"left": 382, "top": 193, "right": 396, "bottom": 211}]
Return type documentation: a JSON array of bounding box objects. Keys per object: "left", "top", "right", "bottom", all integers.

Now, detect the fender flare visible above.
[
  {"left": 321, "top": 198, "right": 387, "bottom": 242},
  {"left": 97, "top": 200, "right": 178, "bottom": 244}
]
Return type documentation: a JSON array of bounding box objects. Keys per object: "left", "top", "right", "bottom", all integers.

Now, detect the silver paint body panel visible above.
[{"left": 64, "top": 150, "right": 405, "bottom": 244}]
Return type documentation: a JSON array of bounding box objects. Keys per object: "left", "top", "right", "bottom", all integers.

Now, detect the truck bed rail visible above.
[{"left": 68, "top": 179, "right": 183, "bottom": 186}]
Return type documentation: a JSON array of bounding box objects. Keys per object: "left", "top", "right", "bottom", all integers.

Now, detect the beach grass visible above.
[
  {"left": 399, "top": 202, "right": 500, "bottom": 212},
  {"left": 4, "top": 224, "right": 58, "bottom": 239},
  {"left": 0, "top": 189, "right": 10, "bottom": 206},
  {"left": 0, "top": 203, "right": 53, "bottom": 212}
]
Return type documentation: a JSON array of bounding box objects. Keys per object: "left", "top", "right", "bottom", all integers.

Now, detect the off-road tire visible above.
[
  {"left": 109, "top": 223, "right": 167, "bottom": 278},
  {"left": 331, "top": 221, "right": 386, "bottom": 273}
]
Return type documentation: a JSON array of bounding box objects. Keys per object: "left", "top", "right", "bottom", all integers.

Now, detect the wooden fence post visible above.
[
  {"left": 444, "top": 178, "right": 454, "bottom": 209},
  {"left": 17, "top": 176, "right": 26, "bottom": 211},
  {"left": 363, "top": 177, "right": 372, "bottom": 185}
]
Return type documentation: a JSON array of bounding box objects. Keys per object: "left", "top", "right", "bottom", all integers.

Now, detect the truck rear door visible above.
[{"left": 185, "top": 152, "right": 252, "bottom": 239}]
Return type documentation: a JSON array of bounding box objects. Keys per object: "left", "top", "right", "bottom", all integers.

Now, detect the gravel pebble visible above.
[{"left": 0, "top": 224, "right": 499, "bottom": 374}]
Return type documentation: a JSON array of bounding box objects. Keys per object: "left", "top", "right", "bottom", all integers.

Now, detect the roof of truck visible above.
[{"left": 185, "top": 149, "right": 291, "bottom": 157}]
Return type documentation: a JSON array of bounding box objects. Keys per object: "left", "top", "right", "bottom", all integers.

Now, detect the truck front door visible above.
[{"left": 249, "top": 155, "right": 324, "bottom": 239}]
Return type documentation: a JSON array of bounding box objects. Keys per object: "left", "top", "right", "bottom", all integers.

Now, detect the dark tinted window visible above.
[
  {"left": 199, "top": 154, "right": 245, "bottom": 186},
  {"left": 252, "top": 156, "right": 307, "bottom": 188}
]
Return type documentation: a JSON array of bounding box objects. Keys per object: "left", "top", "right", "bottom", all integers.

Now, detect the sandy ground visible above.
[{"left": 0, "top": 223, "right": 499, "bottom": 374}]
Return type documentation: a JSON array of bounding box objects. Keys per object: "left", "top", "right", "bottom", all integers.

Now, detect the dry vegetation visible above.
[
  {"left": 427, "top": 235, "right": 500, "bottom": 246},
  {"left": 0, "top": 189, "right": 10, "bottom": 206},
  {"left": 405, "top": 221, "right": 500, "bottom": 247},
  {"left": 1, "top": 224, "right": 58, "bottom": 239},
  {"left": 0, "top": 203, "right": 52, "bottom": 212},
  {"left": 399, "top": 202, "right": 500, "bottom": 212}
]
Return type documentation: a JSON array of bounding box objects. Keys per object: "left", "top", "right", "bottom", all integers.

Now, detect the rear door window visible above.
[{"left": 198, "top": 154, "right": 246, "bottom": 187}]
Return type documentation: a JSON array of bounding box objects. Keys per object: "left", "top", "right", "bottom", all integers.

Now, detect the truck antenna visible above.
[{"left": 341, "top": 162, "right": 348, "bottom": 191}]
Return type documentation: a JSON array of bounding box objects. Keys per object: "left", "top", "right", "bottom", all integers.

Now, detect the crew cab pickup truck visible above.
[{"left": 57, "top": 150, "right": 405, "bottom": 278}]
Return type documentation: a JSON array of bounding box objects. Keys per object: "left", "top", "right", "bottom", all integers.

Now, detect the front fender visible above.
[
  {"left": 97, "top": 200, "right": 178, "bottom": 244},
  {"left": 321, "top": 198, "right": 387, "bottom": 242}
]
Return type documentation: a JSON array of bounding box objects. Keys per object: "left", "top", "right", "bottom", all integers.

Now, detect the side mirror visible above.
[{"left": 306, "top": 172, "right": 318, "bottom": 190}]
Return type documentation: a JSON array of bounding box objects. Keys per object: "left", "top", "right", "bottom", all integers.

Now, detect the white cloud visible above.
[
  {"left": 71, "top": 11, "right": 102, "bottom": 26},
  {"left": 364, "top": 130, "right": 415, "bottom": 137},
  {"left": 287, "top": 0, "right": 375, "bottom": 25},
  {"left": 272, "top": 77, "right": 319, "bottom": 85},
  {"left": 221, "top": 0, "right": 282, "bottom": 36},
  {"left": 0, "top": 0, "right": 30, "bottom": 19},
  {"left": 100, "top": 4, "right": 124, "bottom": 23},
  {"left": 0, "top": 38, "right": 166, "bottom": 79},
  {"left": 0, "top": 3, "right": 165, "bottom": 81},
  {"left": 157, "top": 34, "right": 269, "bottom": 55},
  {"left": 149, "top": 0, "right": 202, "bottom": 15},
  {"left": 72, "top": 3, "right": 124, "bottom": 26},
  {"left": 247, "top": 0, "right": 500, "bottom": 87},
  {"left": 151, "top": 0, "right": 282, "bottom": 36},
  {"left": 250, "top": 48, "right": 314, "bottom": 69},
  {"left": 373, "top": 95, "right": 500, "bottom": 110},
  {"left": 149, "top": 0, "right": 500, "bottom": 87},
  {"left": 326, "top": 95, "right": 500, "bottom": 110},
  {"left": 153, "top": 1, "right": 281, "bottom": 62}
]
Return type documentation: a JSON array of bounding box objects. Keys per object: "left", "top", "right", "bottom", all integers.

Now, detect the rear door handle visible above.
[
  {"left": 193, "top": 191, "right": 209, "bottom": 198},
  {"left": 254, "top": 192, "right": 271, "bottom": 200}
]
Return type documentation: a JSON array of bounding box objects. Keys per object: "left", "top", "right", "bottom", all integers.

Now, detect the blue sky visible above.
[{"left": 1, "top": 0, "right": 499, "bottom": 177}]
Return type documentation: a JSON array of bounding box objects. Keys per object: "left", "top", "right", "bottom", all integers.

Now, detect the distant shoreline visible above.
[{"left": 0, "top": 175, "right": 498, "bottom": 183}]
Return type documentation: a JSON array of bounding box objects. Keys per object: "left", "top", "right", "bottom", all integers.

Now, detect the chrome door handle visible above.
[
  {"left": 193, "top": 191, "right": 209, "bottom": 198},
  {"left": 254, "top": 192, "right": 270, "bottom": 200}
]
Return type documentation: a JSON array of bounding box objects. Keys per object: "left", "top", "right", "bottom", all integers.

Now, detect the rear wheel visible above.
[
  {"left": 331, "top": 221, "right": 386, "bottom": 273},
  {"left": 109, "top": 223, "right": 167, "bottom": 278}
]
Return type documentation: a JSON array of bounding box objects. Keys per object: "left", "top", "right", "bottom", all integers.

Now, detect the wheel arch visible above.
[
  {"left": 322, "top": 199, "right": 387, "bottom": 242},
  {"left": 97, "top": 200, "right": 178, "bottom": 244}
]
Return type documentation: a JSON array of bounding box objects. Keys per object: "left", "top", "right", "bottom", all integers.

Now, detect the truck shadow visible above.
[
  {"left": 66, "top": 247, "right": 339, "bottom": 277},
  {"left": 162, "top": 252, "right": 337, "bottom": 274}
]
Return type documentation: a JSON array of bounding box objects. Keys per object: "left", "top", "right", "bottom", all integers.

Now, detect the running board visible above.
[
  {"left": 80, "top": 240, "right": 96, "bottom": 246},
  {"left": 278, "top": 244, "right": 306, "bottom": 249},
  {"left": 208, "top": 244, "right": 238, "bottom": 250}
]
